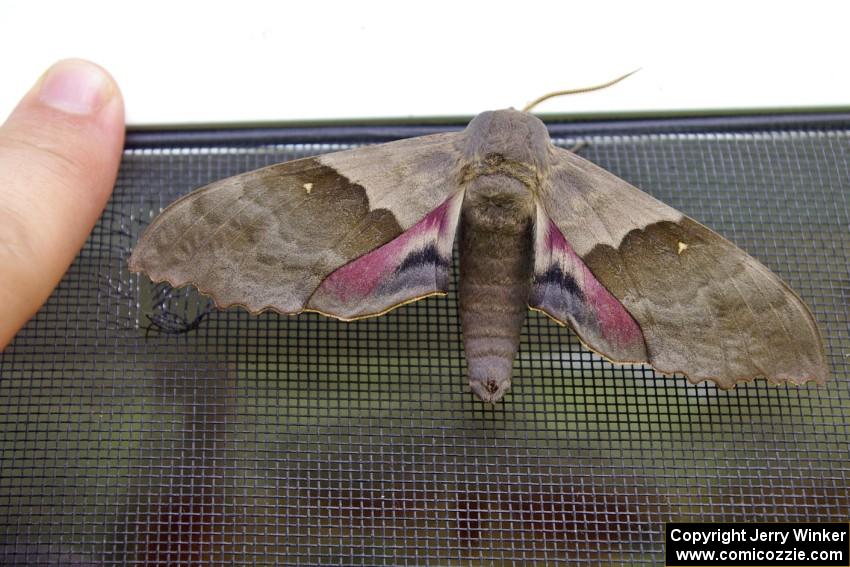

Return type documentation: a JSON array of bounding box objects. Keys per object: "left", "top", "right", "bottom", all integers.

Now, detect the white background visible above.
[{"left": 2, "top": 0, "right": 849, "bottom": 126}]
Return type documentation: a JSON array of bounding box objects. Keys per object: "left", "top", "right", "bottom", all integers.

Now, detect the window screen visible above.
[{"left": 1, "top": 114, "right": 848, "bottom": 565}]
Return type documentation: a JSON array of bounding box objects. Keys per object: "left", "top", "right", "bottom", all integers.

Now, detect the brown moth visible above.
[{"left": 129, "top": 109, "right": 828, "bottom": 403}]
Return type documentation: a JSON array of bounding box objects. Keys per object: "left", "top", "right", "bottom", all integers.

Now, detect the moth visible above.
[{"left": 129, "top": 109, "right": 828, "bottom": 403}]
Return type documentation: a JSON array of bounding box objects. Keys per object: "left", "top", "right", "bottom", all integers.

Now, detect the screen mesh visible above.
[{"left": 1, "top": 115, "right": 848, "bottom": 565}]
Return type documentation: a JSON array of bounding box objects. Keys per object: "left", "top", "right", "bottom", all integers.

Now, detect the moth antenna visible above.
[
  {"left": 522, "top": 68, "right": 641, "bottom": 113},
  {"left": 567, "top": 140, "right": 588, "bottom": 154}
]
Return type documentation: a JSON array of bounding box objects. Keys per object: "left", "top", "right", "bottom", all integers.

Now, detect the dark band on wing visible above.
[
  {"left": 388, "top": 243, "right": 452, "bottom": 293},
  {"left": 396, "top": 243, "right": 450, "bottom": 276},
  {"left": 532, "top": 264, "right": 585, "bottom": 301}
]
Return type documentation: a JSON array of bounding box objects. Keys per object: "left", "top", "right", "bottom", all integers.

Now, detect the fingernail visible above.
[{"left": 37, "top": 59, "right": 114, "bottom": 115}]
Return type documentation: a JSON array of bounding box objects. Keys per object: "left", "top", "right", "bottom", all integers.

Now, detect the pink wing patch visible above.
[
  {"left": 307, "top": 191, "right": 464, "bottom": 320},
  {"left": 531, "top": 207, "right": 648, "bottom": 363}
]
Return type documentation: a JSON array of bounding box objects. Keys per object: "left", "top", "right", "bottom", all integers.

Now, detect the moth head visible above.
[{"left": 463, "top": 108, "right": 551, "bottom": 172}]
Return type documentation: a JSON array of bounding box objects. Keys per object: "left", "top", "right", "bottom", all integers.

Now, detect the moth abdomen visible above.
[{"left": 459, "top": 177, "right": 536, "bottom": 403}]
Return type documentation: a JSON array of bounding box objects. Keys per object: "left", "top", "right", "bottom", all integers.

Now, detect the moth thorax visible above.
[{"left": 462, "top": 175, "right": 535, "bottom": 233}]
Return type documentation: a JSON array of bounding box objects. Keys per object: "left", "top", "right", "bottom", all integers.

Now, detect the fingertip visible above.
[
  {"left": 0, "top": 59, "right": 125, "bottom": 351},
  {"left": 37, "top": 58, "right": 120, "bottom": 116}
]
